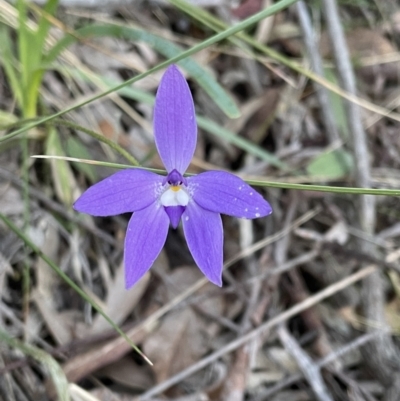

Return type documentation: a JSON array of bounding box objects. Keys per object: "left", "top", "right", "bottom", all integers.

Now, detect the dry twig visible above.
[
  {"left": 322, "top": 0, "right": 400, "bottom": 387},
  {"left": 138, "top": 265, "right": 377, "bottom": 399},
  {"left": 277, "top": 324, "right": 333, "bottom": 401}
]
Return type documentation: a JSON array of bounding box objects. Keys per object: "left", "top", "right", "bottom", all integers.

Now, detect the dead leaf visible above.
[
  {"left": 32, "top": 218, "right": 77, "bottom": 345},
  {"left": 143, "top": 267, "right": 224, "bottom": 383},
  {"left": 232, "top": 0, "right": 263, "bottom": 20},
  {"left": 324, "top": 221, "right": 348, "bottom": 245},
  {"left": 320, "top": 28, "right": 395, "bottom": 59},
  {"left": 0, "top": 184, "right": 24, "bottom": 215},
  {"left": 97, "top": 356, "right": 154, "bottom": 390},
  {"left": 89, "top": 265, "right": 150, "bottom": 335},
  {"left": 143, "top": 307, "right": 204, "bottom": 383}
]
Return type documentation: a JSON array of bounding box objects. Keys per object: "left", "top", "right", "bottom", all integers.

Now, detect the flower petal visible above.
[
  {"left": 125, "top": 204, "right": 170, "bottom": 289},
  {"left": 154, "top": 65, "right": 197, "bottom": 174},
  {"left": 165, "top": 206, "right": 185, "bottom": 229},
  {"left": 182, "top": 203, "right": 223, "bottom": 286},
  {"left": 188, "top": 171, "right": 272, "bottom": 219},
  {"left": 74, "top": 169, "right": 164, "bottom": 216}
]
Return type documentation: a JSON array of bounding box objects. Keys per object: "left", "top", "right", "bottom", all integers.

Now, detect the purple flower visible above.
[{"left": 74, "top": 65, "right": 272, "bottom": 288}]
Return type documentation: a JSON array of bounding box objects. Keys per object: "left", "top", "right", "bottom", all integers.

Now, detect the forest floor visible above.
[{"left": 1, "top": 0, "right": 400, "bottom": 400}]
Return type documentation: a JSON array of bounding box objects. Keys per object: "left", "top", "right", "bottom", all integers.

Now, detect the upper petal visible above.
[
  {"left": 154, "top": 65, "right": 197, "bottom": 174},
  {"left": 125, "top": 203, "right": 170, "bottom": 289},
  {"left": 188, "top": 171, "right": 272, "bottom": 219},
  {"left": 182, "top": 203, "right": 223, "bottom": 286},
  {"left": 73, "top": 169, "right": 163, "bottom": 216}
]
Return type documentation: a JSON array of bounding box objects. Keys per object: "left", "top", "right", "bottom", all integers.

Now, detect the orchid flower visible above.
[{"left": 74, "top": 65, "right": 272, "bottom": 288}]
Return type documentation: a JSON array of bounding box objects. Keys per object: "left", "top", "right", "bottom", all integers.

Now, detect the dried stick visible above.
[
  {"left": 284, "top": 269, "right": 338, "bottom": 367},
  {"left": 220, "top": 218, "right": 257, "bottom": 401},
  {"left": 247, "top": 248, "right": 320, "bottom": 284},
  {"left": 138, "top": 265, "right": 376, "bottom": 400},
  {"left": 322, "top": 0, "right": 372, "bottom": 198},
  {"left": 278, "top": 325, "right": 333, "bottom": 401},
  {"left": 257, "top": 330, "right": 386, "bottom": 400},
  {"left": 322, "top": 0, "right": 400, "bottom": 386},
  {"left": 62, "top": 210, "right": 319, "bottom": 382},
  {"left": 296, "top": 0, "right": 340, "bottom": 144}
]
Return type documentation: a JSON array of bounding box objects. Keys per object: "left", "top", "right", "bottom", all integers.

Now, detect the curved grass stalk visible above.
[
  {"left": 45, "top": 24, "right": 240, "bottom": 119},
  {"left": 0, "top": 213, "right": 152, "bottom": 366},
  {"left": 31, "top": 155, "right": 400, "bottom": 197},
  {"left": 1, "top": 117, "right": 139, "bottom": 166},
  {"left": 51, "top": 119, "right": 139, "bottom": 166},
  {"left": 66, "top": 67, "right": 287, "bottom": 169},
  {"left": 171, "top": 0, "right": 400, "bottom": 125},
  {"left": 0, "top": 0, "right": 299, "bottom": 144}
]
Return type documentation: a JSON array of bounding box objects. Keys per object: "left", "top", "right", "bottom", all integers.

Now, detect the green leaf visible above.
[
  {"left": 324, "top": 68, "right": 349, "bottom": 139},
  {"left": 0, "top": 25, "right": 24, "bottom": 107},
  {"left": 47, "top": 23, "right": 239, "bottom": 118},
  {"left": 197, "top": 116, "right": 288, "bottom": 169},
  {"left": 306, "top": 149, "right": 353, "bottom": 179},
  {"left": 0, "top": 110, "right": 18, "bottom": 128},
  {"left": 34, "top": 0, "right": 59, "bottom": 54},
  {"left": 17, "top": 0, "right": 39, "bottom": 112},
  {"left": 45, "top": 127, "right": 76, "bottom": 205},
  {"left": 66, "top": 136, "right": 98, "bottom": 182},
  {"left": 50, "top": 117, "right": 139, "bottom": 166}
]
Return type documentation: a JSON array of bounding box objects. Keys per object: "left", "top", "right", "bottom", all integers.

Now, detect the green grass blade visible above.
[
  {"left": 0, "top": 25, "right": 24, "bottom": 106},
  {"left": 34, "top": 0, "right": 59, "bottom": 53},
  {"left": 0, "top": 328, "right": 70, "bottom": 401},
  {"left": 66, "top": 136, "right": 98, "bottom": 182},
  {"left": 324, "top": 67, "right": 349, "bottom": 138},
  {"left": 50, "top": 119, "right": 139, "bottom": 166},
  {"left": 171, "top": 0, "right": 400, "bottom": 125},
  {"left": 45, "top": 127, "right": 76, "bottom": 205},
  {"left": 67, "top": 67, "right": 286, "bottom": 169},
  {"left": 16, "top": 0, "right": 30, "bottom": 93},
  {"left": 0, "top": 0, "right": 298, "bottom": 143},
  {"left": 46, "top": 23, "right": 239, "bottom": 118},
  {"left": 0, "top": 214, "right": 152, "bottom": 365},
  {"left": 306, "top": 149, "right": 353, "bottom": 179},
  {"left": 16, "top": 0, "right": 40, "bottom": 113},
  {"left": 31, "top": 155, "right": 400, "bottom": 197},
  {"left": 243, "top": 180, "right": 400, "bottom": 196},
  {"left": 197, "top": 116, "right": 288, "bottom": 169},
  {"left": 0, "top": 114, "right": 139, "bottom": 166}
]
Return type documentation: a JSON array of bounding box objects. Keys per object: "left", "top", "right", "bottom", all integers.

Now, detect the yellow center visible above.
[{"left": 171, "top": 186, "right": 180, "bottom": 192}]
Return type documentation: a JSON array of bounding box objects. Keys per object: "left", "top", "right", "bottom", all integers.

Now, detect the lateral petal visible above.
[
  {"left": 154, "top": 65, "right": 197, "bottom": 174},
  {"left": 73, "top": 169, "right": 164, "bottom": 216},
  {"left": 188, "top": 171, "right": 272, "bottom": 219},
  {"left": 125, "top": 203, "right": 169, "bottom": 289},
  {"left": 182, "top": 203, "right": 223, "bottom": 286}
]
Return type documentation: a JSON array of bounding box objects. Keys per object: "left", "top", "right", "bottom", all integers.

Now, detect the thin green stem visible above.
[
  {"left": 171, "top": 0, "right": 400, "bottom": 125},
  {"left": 30, "top": 156, "right": 400, "bottom": 197},
  {"left": 51, "top": 119, "right": 139, "bottom": 166},
  {"left": 0, "top": 213, "right": 152, "bottom": 365},
  {"left": 0, "top": 0, "right": 298, "bottom": 143},
  {"left": 2, "top": 117, "right": 140, "bottom": 165}
]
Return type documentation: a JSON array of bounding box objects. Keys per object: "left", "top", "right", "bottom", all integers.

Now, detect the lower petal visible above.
[
  {"left": 165, "top": 206, "right": 185, "bottom": 228},
  {"left": 124, "top": 203, "right": 169, "bottom": 289},
  {"left": 182, "top": 203, "right": 223, "bottom": 286}
]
